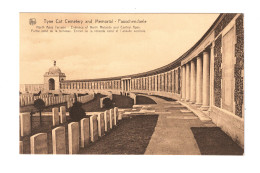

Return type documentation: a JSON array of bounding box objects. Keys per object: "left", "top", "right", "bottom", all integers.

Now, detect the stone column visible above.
[
  {"left": 121, "top": 80, "right": 123, "bottom": 91},
  {"left": 128, "top": 79, "right": 130, "bottom": 91},
  {"left": 176, "top": 69, "right": 179, "bottom": 93},
  {"left": 142, "top": 78, "right": 145, "bottom": 90},
  {"left": 157, "top": 74, "right": 161, "bottom": 91},
  {"left": 151, "top": 76, "right": 153, "bottom": 91},
  {"left": 172, "top": 70, "right": 174, "bottom": 93},
  {"left": 161, "top": 73, "right": 164, "bottom": 91},
  {"left": 190, "top": 60, "right": 196, "bottom": 103},
  {"left": 140, "top": 78, "right": 143, "bottom": 91},
  {"left": 185, "top": 63, "right": 190, "bottom": 102},
  {"left": 201, "top": 51, "right": 210, "bottom": 110},
  {"left": 124, "top": 80, "right": 126, "bottom": 91},
  {"left": 155, "top": 75, "right": 158, "bottom": 91},
  {"left": 165, "top": 72, "right": 168, "bottom": 92},
  {"left": 196, "top": 56, "right": 203, "bottom": 105},
  {"left": 181, "top": 66, "right": 186, "bottom": 100},
  {"left": 125, "top": 80, "right": 127, "bottom": 91},
  {"left": 209, "top": 45, "right": 215, "bottom": 108}
]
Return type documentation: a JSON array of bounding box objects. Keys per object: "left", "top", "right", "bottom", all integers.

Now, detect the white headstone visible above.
[
  {"left": 90, "top": 115, "right": 98, "bottom": 142},
  {"left": 80, "top": 118, "right": 90, "bottom": 148},
  {"left": 118, "top": 111, "right": 123, "bottom": 120},
  {"left": 113, "top": 107, "right": 118, "bottom": 126},
  {"left": 59, "top": 106, "right": 66, "bottom": 123},
  {"left": 20, "top": 113, "right": 31, "bottom": 137},
  {"left": 52, "top": 126, "right": 66, "bottom": 154},
  {"left": 100, "top": 112, "right": 105, "bottom": 136},
  {"left": 30, "top": 133, "right": 48, "bottom": 154},
  {"left": 105, "top": 110, "right": 110, "bottom": 131},
  {"left": 109, "top": 109, "right": 113, "bottom": 129},
  {"left": 97, "top": 113, "right": 105, "bottom": 137},
  {"left": 52, "top": 108, "right": 59, "bottom": 126},
  {"left": 68, "top": 122, "right": 79, "bottom": 154},
  {"left": 100, "top": 98, "right": 104, "bottom": 108},
  {"left": 19, "top": 141, "right": 23, "bottom": 154}
]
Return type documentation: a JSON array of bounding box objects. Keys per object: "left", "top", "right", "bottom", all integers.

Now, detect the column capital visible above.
[{"left": 203, "top": 51, "right": 209, "bottom": 55}]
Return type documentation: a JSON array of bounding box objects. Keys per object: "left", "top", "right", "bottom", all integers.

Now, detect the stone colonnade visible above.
[
  {"left": 121, "top": 78, "right": 131, "bottom": 92},
  {"left": 58, "top": 65, "right": 181, "bottom": 96},
  {"left": 181, "top": 50, "right": 210, "bottom": 111},
  {"left": 60, "top": 80, "right": 121, "bottom": 90}
]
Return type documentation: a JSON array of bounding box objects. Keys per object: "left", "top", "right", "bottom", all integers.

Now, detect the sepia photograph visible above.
[{"left": 19, "top": 13, "right": 244, "bottom": 155}]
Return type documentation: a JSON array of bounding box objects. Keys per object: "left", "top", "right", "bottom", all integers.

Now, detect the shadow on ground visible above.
[
  {"left": 151, "top": 95, "right": 177, "bottom": 101},
  {"left": 136, "top": 95, "right": 157, "bottom": 105},
  {"left": 191, "top": 127, "right": 244, "bottom": 155},
  {"left": 79, "top": 115, "right": 159, "bottom": 154}
]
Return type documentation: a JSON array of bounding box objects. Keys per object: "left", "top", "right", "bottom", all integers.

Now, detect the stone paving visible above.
[{"left": 118, "top": 94, "right": 243, "bottom": 155}]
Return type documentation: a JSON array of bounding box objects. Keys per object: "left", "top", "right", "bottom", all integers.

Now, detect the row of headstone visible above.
[
  {"left": 52, "top": 106, "right": 67, "bottom": 126},
  {"left": 42, "top": 95, "right": 69, "bottom": 107},
  {"left": 19, "top": 106, "right": 67, "bottom": 138},
  {"left": 20, "top": 95, "right": 71, "bottom": 107},
  {"left": 20, "top": 107, "right": 120, "bottom": 154}
]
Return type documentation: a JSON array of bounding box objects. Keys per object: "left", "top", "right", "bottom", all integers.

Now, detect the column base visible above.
[
  {"left": 181, "top": 98, "right": 186, "bottom": 101},
  {"left": 200, "top": 105, "right": 209, "bottom": 111},
  {"left": 195, "top": 103, "right": 202, "bottom": 107},
  {"left": 189, "top": 100, "right": 196, "bottom": 104}
]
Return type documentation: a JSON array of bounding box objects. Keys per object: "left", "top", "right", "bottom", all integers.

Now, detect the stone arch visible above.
[{"left": 49, "top": 78, "right": 55, "bottom": 90}]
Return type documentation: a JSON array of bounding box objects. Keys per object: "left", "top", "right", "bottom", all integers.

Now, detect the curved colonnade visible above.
[{"left": 59, "top": 13, "right": 244, "bottom": 147}]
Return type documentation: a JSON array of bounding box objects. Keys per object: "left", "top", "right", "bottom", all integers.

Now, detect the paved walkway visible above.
[{"left": 118, "top": 94, "right": 243, "bottom": 155}]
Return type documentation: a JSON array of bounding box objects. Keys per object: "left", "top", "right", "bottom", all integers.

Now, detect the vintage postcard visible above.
[{"left": 19, "top": 13, "right": 244, "bottom": 155}]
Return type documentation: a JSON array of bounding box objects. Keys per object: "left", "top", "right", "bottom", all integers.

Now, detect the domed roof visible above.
[
  {"left": 44, "top": 60, "right": 66, "bottom": 77},
  {"left": 48, "top": 61, "right": 61, "bottom": 74},
  {"left": 49, "top": 66, "right": 61, "bottom": 74}
]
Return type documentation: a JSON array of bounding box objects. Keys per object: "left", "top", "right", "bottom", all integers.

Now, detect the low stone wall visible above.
[
  {"left": 129, "top": 93, "right": 137, "bottom": 105},
  {"left": 67, "top": 94, "right": 95, "bottom": 108},
  {"left": 131, "top": 90, "right": 181, "bottom": 101},
  {"left": 210, "top": 106, "right": 244, "bottom": 148},
  {"left": 99, "top": 92, "right": 113, "bottom": 108}
]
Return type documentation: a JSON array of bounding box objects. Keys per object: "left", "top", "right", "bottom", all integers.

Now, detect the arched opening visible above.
[{"left": 49, "top": 78, "right": 55, "bottom": 90}]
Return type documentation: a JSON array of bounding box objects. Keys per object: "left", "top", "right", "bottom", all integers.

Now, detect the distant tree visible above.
[
  {"left": 33, "top": 90, "right": 41, "bottom": 97},
  {"left": 33, "top": 99, "right": 45, "bottom": 124},
  {"left": 103, "top": 98, "right": 113, "bottom": 109},
  {"left": 69, "top": 101, "right": 86, "bottom": 122}
]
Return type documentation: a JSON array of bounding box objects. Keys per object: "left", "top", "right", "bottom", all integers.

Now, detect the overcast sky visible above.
[{"left": 20, "top": 13, "right": 219, "bottom": 84}]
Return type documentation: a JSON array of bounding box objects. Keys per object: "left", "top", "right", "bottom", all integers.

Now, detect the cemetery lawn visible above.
[
  {"left": 136, "top": 95, "right": 157, "bottom": 104},
  {"left": 79, "top": 115, "right": 159, "bottom": 154}
]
